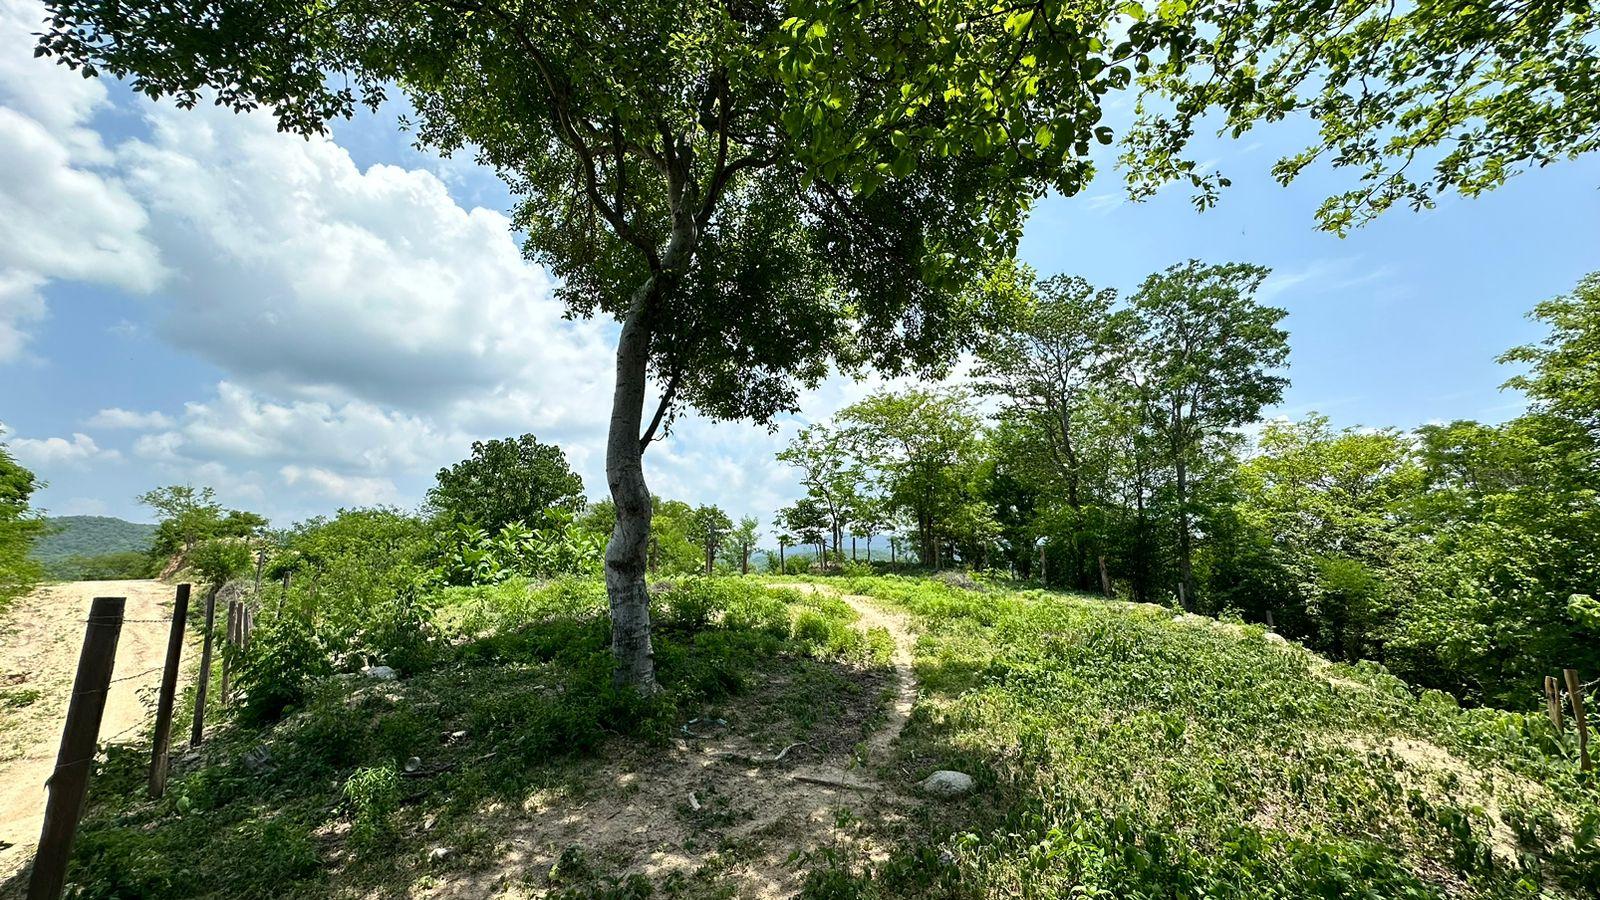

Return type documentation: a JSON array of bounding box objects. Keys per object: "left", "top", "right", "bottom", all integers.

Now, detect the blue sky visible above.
[{"left": 2, "top": 0, "right": 1597, "bottom": 531}]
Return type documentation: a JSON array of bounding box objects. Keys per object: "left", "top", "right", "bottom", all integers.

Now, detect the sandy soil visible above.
[{"left": 0, "top": 580, "right": 185, "bottom": 882}]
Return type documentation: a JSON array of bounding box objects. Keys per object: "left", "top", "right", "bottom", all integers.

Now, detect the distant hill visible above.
[{"left": 31, "top": 516, "right": 157, "bottom": 565}]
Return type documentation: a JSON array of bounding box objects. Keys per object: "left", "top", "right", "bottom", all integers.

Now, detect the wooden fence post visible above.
[
  {"left": 28, "top": 596, "right": 125, "bottom": 900},
  {"left": 1564, "top": 668, "right": 1591, "bottom": 771},
  {"left": 1544, "top": 675, "right": 1564, "bottom": 732},
  {"left": 191, "top": 586, "right": 219, "bottom": 747},
  {"left": 147, "top": 584, "right": 190, "bottom": 799},
  {"left": 220, "top": 599, "right": 239, "bottom": 706}
]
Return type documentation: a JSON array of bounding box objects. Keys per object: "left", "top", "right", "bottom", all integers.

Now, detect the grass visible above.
[
  {"left": 9, "top": 577, "right": 888, "bottom": 899},
  {"left": 11, "top": 574, "right": 1597, "bottom": 899},
  {"left": 798, "top": 575, "right": 1600, "bottom": 899}
]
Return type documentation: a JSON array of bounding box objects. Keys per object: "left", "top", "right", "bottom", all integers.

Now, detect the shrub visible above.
[
  {"left": 343, "top": 763, "right": 400, "bottom": 849},
  {"left": 236, "top": 608, "right": 330, "bottom": 723}
]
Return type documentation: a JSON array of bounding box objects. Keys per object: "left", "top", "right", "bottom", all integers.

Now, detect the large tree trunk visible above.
[{"left": 606, "top": 300, "right": 657, "bottom": 693}]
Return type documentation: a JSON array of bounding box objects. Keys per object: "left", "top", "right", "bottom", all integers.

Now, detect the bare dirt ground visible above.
[
  {"left": 416, "top": 585, "right": 922, "bottom": 899},
  {"left": 0, "top": 580, "right": 182, "bottom": 882}
]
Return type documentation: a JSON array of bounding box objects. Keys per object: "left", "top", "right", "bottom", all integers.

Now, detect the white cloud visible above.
[
  {"left": 0, "top": 0, "right": 163, "bottom": 361},
  {"left": 280, "top": 465, "right": 401, "bottom": 506},
  {"left": 115, "top": 101, "right": 610, "bottom": 414},
  {"left": 134, "top": 381, "right": 459, "bottom": 475},
  {"left": 87, "top": 407, "right": 174, "bottom": 429},
  {"left": 10, "top": 431, "right": 119, "bottom": 467}
]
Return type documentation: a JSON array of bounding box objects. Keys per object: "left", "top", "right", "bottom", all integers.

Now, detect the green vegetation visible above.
[
  {"left": 0, "top": 434, "right": 45, "bottom": 612},
  {"left": 790, "top": 269, "right": 1600, "bottom": 709},
  {"left": 803, "top": 575, "right": 1599, "bottom": 899},
  {"left": 427, "top": 433, "right": 586, "bottom": 532},
  {"left": 28, "top": 516, "right": 157, "bottom": 579},
  {"left": 60, "top": 576, "right": 888, "bottom": 899}
]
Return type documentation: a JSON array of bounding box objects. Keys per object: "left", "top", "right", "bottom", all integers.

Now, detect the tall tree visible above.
[
  {"left": 428, "top": 434, "right": 586, "bottom": 532},
  {"left": 689, "top": 504, "right": 732, "bottom": 575},
  {"left": 1121, "top": 261, "right": 1289, "bottom": 607},
  {"left": 777, "top": 424, "right": 861, "bottom": 561},
  {"left": 41, "top": 0, "right": 1103, "bottom": 691},
  {"left": 975, "top": 268, "right": 1118, "bottom": 584}
]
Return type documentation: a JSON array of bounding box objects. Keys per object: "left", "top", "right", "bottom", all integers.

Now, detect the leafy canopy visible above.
[{"left": 428, "top": 434, "right": 586, "bottom": 532}]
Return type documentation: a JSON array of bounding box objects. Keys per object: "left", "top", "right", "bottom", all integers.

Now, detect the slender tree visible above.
[{"left": 1120, "top": 261, "right": 1289, "bottom": 608}]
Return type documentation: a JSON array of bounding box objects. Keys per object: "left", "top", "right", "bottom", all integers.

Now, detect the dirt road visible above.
[{"left": 0, "top": 580, "right": 183, "bottom": 882}]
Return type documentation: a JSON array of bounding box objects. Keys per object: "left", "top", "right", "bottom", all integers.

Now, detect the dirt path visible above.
[
  {"left": 0, "top": 580, "right": 181, "bottom": 881},
  {"left": 420, "top": 582, "right": 922, "bottom": 900}
]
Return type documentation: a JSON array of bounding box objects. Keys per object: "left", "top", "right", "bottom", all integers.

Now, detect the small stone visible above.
[
  {"left": 1264, "top": 632, "right": 1288, "bottom": 645},
  {"left": 362, "top": 665, "right": 398, "bottom": 681},
  {"left": 405, "top": 756, "right": 422, "bottom": 773},
  {"left": 918, "top": 770, "right": 974, "bottom": 798}
]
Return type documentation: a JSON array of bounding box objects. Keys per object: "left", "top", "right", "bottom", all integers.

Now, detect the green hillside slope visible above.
[{"left": 30, "top": 516, "right": 156, "bottom": 564}]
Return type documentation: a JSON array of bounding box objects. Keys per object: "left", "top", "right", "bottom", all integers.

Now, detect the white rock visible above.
[
  {"left": 362, "top": 665, "right": 398, "bottom": 681},
  {"left": 428, "top": 846, "right": 451, "bottom": 863},
  {"left": 918, "top": 770, "right": 974, "bottom": 798}
]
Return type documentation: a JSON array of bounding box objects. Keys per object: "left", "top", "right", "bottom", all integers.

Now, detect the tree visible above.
[
  {"left": 1120, "top": 261, "right": 1288, "bottom": 607},
  {"left": 975, "top": 268, "right": 1118, "bottom": 584},
  {"left": 776, "top": 425, "right": 861, "bottom": 562},
  {"left": 0, "top": 432, "right": 45, "bottom": 609},
  {"left": 724, "top": 515, "right": 760, "bottom": 574},
  {"left": 778, "top": 499, "right": 829, "bottom": 565},
  {"left": 189, "top": 537, "right": 252, "bottom": 591},
  {"left": 1500, "top": 272, "right": 1600, "bottom": 439},
  {"left": 773, "top": 531, "right": 795, "bottom": 573},
  {"left": 42, "top": 0, "right": 1105, "bottom": 691},
  {"left": 139, "top": 485, "right": 267, "bottom": 570},
  {"left": 1123, "top": 0, "right": 1600, "bottom": 233},
  {"left": 839, "top": 388, "right": 986, "bottom": 568},
  {"left": 428, "top": 434, "right": 586, "bottom": 532},
  {"left": 1223, "top": 415, "right": 1421, "bottom": 658},
  {"left": 688, "top": 505, "right": 732, "bottom": 575}
]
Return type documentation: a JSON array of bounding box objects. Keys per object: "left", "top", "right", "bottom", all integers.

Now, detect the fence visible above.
[{"left": 24, "top": 583, "right": 258, "bottom": 900}]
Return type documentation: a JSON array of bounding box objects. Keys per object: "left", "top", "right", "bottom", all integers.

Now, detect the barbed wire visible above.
[{"left": 66, "top": 666, "right": 164, "bottom": 698}]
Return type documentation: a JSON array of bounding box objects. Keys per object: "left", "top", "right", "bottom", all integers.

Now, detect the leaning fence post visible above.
[
  {"left": 28, "top": 596, "right": 125, "bottom": 900},
  {"left": 1564, "top": 668, "right": 1591, "bottom": 771},
  {"left": 191, "top": 586, "right": 219, "bottom": 747},
  {"left": 147, "top": 584, "right": 190, "bottom": 799}
]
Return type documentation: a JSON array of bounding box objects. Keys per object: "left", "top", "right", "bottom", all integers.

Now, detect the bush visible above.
[
  {"left": 236, "top": 608, "right": 330, "bottom": 723},
  {"left": 343, "top": 763, "right": 400, "bottom": 849}
]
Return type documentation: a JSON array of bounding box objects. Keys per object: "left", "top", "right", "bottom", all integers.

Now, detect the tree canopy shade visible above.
[{"left": 428, "top": 434, "right": 586, "bottom": 532}]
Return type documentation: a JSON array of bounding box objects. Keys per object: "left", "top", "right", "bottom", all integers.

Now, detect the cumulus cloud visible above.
[
  {"left": 0, "top": 0, "right": 164, "bottom": 361},
  {"left": 87, "top": 407, "right": 174, "bottom": 429},
  {"left": 133, "top": 382, "right": 460, "bottom": 475},
  {"left": 281, "top": 465, "right": 401, "bottom": 506},
  {"left": 10, "top": 432, "right": 119, "bottom": 467},
  {"left": 116, "top": 101, "right": 611, "bottom": 415}
]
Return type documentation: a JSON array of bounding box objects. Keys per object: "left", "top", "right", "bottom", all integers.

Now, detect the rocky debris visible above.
[
  {"left": 362, "top": 665, "right": 398, "bottom": 681},
  {"left": 918, "top": 770, "right": 974, "bottom": 798},
  {"left": 241, "top": 745, "right": 273, "bottom": 773}
]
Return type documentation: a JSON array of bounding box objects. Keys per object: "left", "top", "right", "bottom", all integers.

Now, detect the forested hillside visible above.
[{"left": 30, "top": 517, "right": 156, "bottom": 564}]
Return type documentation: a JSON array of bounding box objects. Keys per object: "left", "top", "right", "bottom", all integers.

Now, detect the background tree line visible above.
[{"left": 778, "top": 267, "right": 1600, "bottom": 708}]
